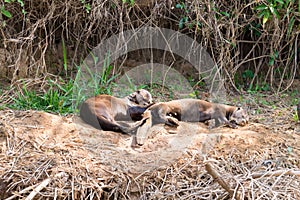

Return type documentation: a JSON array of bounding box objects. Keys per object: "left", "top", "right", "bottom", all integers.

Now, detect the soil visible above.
[
  {"left": 0, "top": 103, "right": 300, "bottom": 174},
  {"left": 1, "top": 96, "right": 300, "bottom": 198}
]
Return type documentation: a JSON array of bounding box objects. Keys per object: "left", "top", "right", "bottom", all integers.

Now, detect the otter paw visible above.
[{"left": 165, "top": 116, "right": 180, "bottom": 127}]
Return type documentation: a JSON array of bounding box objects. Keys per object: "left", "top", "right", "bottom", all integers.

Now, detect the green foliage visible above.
[
  {"left": 244, "top": 23, "right": 262, "bottom": 37},
  {"left": 9, "top": 53, "right": 119, "bottom": 114},
  {"left": 10, "top": 79, "right": 74, "bottom": 114},
  {"left": 247, "top": 83, "right": 270, "bottom": 93},
  {"left": 214, "top": 8, "right": 231, "bottom": 19},
  {"left": 122, "top": 0, "right": 135, "bottom": 6},
  {"left": 255, "top": 0, "right": 298, "bottom": 34},
  {"left": 62, "top": 39, "right": 68, "bottom": 74},
  {"left": 293, "top": 113, "right": 299, "bottom": 121},
  {"left": 235, "top": 69, "right": 270, "bottom": 93},
  {"left": 255, "top": 0, "right": 285, "bottom": 25},
  {"left": 242, "top": 69, "right": 254, "bottom": 79},
  {"left": 83, "top": 53, "right": 117, "bottom": 96},
  {"left": 1, "top": 5, "right": 12, "bottom": 18},
  {"left": 80, "top": 0, "right": 91, "bottom": 13},
  {"left": 269, "top": 50, "right": 279, "bottom": 66},
  {"left": 175, "top": 2, "right": 190, "bottom": 29},
  {"left": 1, "top": 0, "right": 26, "bottom": 21}
]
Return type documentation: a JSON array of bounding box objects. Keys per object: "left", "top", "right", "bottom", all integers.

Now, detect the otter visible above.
[
  {"left": 79, "top": 89, "right": 153, "bottom": 134},
  {"left": 136, "top": 99, "right": 249, "bottom": 145}
]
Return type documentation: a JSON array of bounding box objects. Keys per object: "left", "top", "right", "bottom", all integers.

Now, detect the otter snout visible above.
[{"left": 236, "top": 118, "right": 248, "bottom": 126}]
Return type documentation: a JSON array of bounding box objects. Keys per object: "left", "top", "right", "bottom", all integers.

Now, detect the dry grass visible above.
[
  {"left": 0, "top": 100, "right": 300, "bottom": 199},
  {"left": 0, "top": 0, "right": 298, "bottom": 92},
  {"left": 0, "top": 1, "right": 299, "bottom": 198}
]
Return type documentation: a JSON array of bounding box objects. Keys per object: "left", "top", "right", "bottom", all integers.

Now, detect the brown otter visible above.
[
  {"left": 79, "top": 89, "right": 153, "bottom": 134},
  {"left": 136, "top": 99, "right": 249, "bottom": 145}
]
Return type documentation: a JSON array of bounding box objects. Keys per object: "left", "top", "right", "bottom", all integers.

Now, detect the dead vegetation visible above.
[
  {"left": 0, "top": 98, "right": 300, "bottom": 199},
  {"left": 0, "top": 0, "right": 300, "bottom": 199},
  {"left": 0, "top": 0, "right": 299, "bottom": 90}
]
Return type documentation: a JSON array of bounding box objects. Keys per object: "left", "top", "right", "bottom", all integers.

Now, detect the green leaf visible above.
[
  {"left": 179, "top": 18, "right": 184, "bottom": 29},
  {"left": 255, "top": 4, "right": 268, "bottom": 11},
  {"left": 220, "top": 11, "right": 230, "bottom": 17},
  {"left": 17, "top": 0, "right": 24, "bottom": 7},
  {"left": 287, "top": 16, "right": 295, "bottom": 37},
  {"left": 272, "top": 8, "right": 280, "bottom": 18},
  {"left": 62, "top": 39, "right": 67, "bottom": 72},
  {"left": 257, "top": 11, "right": 264, "bottom": 18},
  {"left": 183, "top": 16, "right": 188, "bottom": 22},
  {"left": 85, "top": 3, "right": 91, "bottom": 13},
  {"left": 269, "top": 55, "right": 275, "bottom": 66},
  {"left": 242, "top": 69, "right": 254, "bottom": 79},
  {"left": 275, "top": 0, "right": 284, "bottom": 4},
  {"left": 1, "top": 8, "right": 12, "bottom": 18},
  {"left": 4, "top": 0, "right": 11, "bottom": 3},
  {"left": 263, "top": 11, "right": 270, "bottom": 24},
  {"left": 274, "top": 51, "right": 279, "bottom": 58},
  {"left": 175, "top": 3, "right": 183, "bottom": 9},
  {"left": 269, "top": 6, "right": 275, "bottom": 14},
  {"left": 263, "top": 15, "right": 268, "bottom": 24}
]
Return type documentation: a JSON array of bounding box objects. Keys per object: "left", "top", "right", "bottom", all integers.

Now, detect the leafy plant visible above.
[
  {"left": 10, "top": 79, "right": 75, "bottom": 114},
  {"left": 247, "top": 83, "right": 270, "bottom": 93},
  {"left": 1, "top": 0, "right": 26, "bottom": 19},
  {"left": 9, "top": 53, "right": 119, "bottom": 114},
  {"left": 80, "top": 0, "right": 91, "bottom": 13},
  {"left": 62, "top": 39, "right": 68, "bottom": 74},
  {"left": 122, "top": 0, "right": 135, "bottom": 6},
  {"left": 242, "top": 69, "right": 254, "bottom": 80},
  {"left": 293, "top": 113, "right": 298, "bottom": 121},
  {"left": 255, "top": 0, "right": 285, "bottom": 25},
  {"left": 1, "top": 5, "right": 12, "bottom": 18},
  {"left": 269, "top": 50, "right": 279, "bottom": 66},
  {"left": 175, "top": 2, "right": 190, "bottom": 29}
]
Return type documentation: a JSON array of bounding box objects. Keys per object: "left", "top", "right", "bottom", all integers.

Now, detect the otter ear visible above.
[{"left": 129, "top": 91, "right": 137, "bottom": 99}]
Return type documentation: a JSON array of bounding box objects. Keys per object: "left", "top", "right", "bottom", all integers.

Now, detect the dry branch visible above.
[
  {"left": 251, "top": 169, "right": 300, "bottom": 179},
  {"left": 205, "top": 162, "right": 241, "bottom": 200},
  {"left": 5, "top": 172, "right": 66, "bottom": 200}
]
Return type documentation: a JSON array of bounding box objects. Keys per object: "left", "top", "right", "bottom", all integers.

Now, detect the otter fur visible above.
[
  {"left": 136, "top": 99, "right": 249, "bottom": 145},
  {"left": 80, "top": 89, "right": 153, "bottom": 134}
]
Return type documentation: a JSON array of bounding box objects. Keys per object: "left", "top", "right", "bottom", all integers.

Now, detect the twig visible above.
[
  {"left": 251, "top": 169, "right": 300, "bottom": 179},
  {"left": 5, "top": 184, "right": 37, "bottom": 200},
  {"left": 205, "top": 163, "right": 241, "bottom": 200},
  {"left": 26, "top": 172, "right": 66, "bottom": 200},
  {"left": 5, "top": 172, "right": 65, "bottom": 200}
]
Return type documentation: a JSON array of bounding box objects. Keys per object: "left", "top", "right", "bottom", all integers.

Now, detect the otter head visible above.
[
  {"left": 230, "top": 107, "right": 249, "bottom": 126},
  {"left": 129, "top": 89, "right": 153, "bottom": 106}
]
